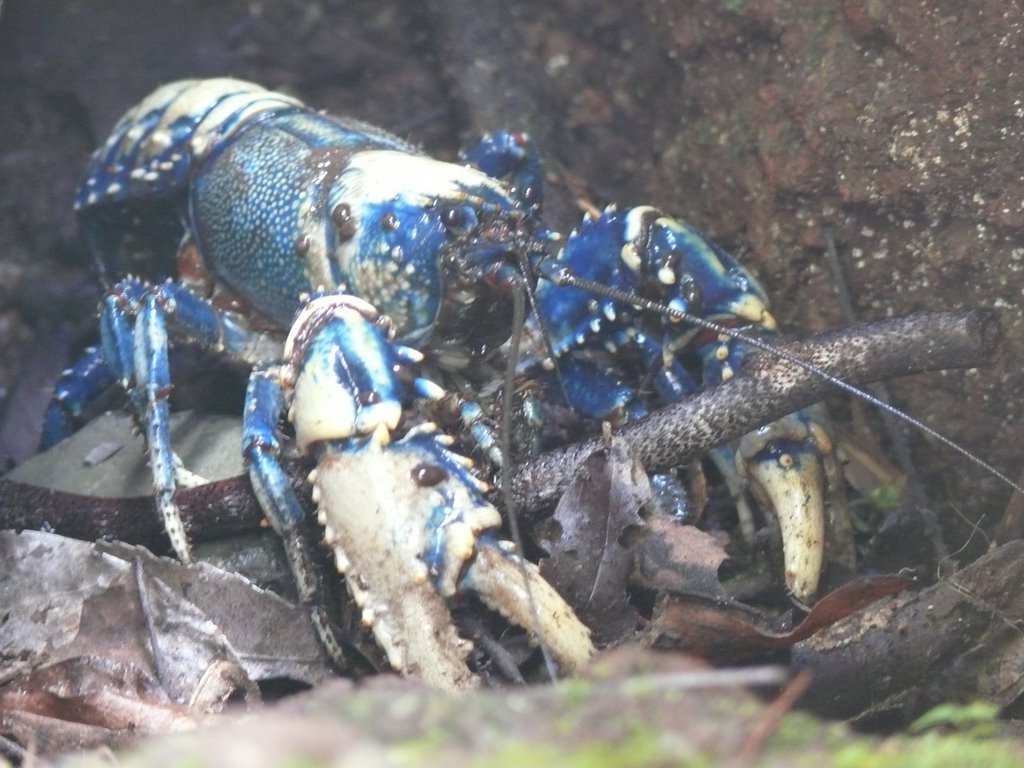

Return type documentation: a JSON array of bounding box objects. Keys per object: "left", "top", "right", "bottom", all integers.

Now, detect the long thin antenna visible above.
[
  {"left": 516, "top": 249, "right": 573, "bottom": 407},
  {"left": 501, "top": 282, "right": 559, "bottom": 682},
  {"left": 548, "top": 267, "right": 1024, "bottom": 497}
]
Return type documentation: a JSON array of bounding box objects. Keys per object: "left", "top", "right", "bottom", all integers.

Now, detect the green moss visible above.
[
  {"left": 557, "top": 677, "right": 597, "bottom": 710},
  {"left": 760, "top": 707, "right": 1022, "bottom": 768},
  {"left": 479, "top": 730, "right": 713, "bottom": 768},
  {"left": 909, "top": 701, "right": 1001, "bottom": 735},
  {"left": 867, "top": 481, "right": 905, "bottom": 512},
  {"left": 391, "top": 719, "right": 454, "bottom": 764},
  {"left": 280, "top": 758, "right": 330, "bottom": 768},
  {"left": 834, "top": 733, "right": 1024, "bottom": 768},
  {"left": 767, "top": 711, "right": 849, "bottom": 751}
]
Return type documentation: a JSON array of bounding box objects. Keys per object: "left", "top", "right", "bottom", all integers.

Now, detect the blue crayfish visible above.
[{"left": 47, "top": 78, "right": 842, "bottom": 689}]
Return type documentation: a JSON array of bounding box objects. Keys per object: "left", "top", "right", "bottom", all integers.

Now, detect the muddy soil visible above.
[{"left": 1, "top": 0, "right": 1022, "bottom": 551}]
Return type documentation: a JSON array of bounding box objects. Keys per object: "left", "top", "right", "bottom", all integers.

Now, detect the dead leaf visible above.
[
  {"left": 537, "top": 436, "right": 651, "bottom": 645},
  {"left": 1, "top": 530, "right": 335, "bottom": 686},
  {"left": 0, "top": 529, "right": 342, "bottom": 755},
  {"left": 0, "top": 657, "right": 196, "bottom": 755},
  {"left": 646, "top": 574, "right": 910, "bottom": 662},
  {"left": 631, "top": 517, "right": 729, "bottom": 599}
]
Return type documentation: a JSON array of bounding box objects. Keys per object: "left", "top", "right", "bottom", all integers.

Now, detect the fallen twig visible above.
[{"left": 736, "top": 669, "right": 814, "bottom": 764}]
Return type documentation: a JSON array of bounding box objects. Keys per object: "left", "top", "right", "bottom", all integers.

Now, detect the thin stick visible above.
[{"left": 736, "top": 669, "right": 814, "bottom": 764}]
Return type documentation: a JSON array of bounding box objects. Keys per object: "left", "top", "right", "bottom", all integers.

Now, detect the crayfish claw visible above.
[
  {"left": 736, "top": 409, "right": 840, "bottom": 603},
  {"left": 461, "top": 542, "right": 596, "bottom": 675}
]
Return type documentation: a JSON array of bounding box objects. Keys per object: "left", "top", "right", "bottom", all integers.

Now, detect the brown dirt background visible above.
[{"left": 1, "top": 0, "right": 1022, "bottom": 550}]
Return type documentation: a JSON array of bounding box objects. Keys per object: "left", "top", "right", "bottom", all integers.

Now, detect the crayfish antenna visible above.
[{"left": 500, "top": 277, "right": 560, "bottom": 683}]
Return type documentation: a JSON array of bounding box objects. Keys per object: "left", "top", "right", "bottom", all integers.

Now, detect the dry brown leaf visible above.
[
  {"left": 632, "top": 517, "right": 729, "bottom": 599},
  {"left": 647, "top": 574, "right": 910, "bottom": 662},
  {"left": 538, "top": 436, "right": 650, "bottom": 645}
]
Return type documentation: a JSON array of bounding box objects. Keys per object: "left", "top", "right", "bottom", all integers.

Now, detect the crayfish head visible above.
[
  {"left": 431, "top": 206, "right": 548, "bottom": 365},
  {"left": 324, "top": 150, "right": 541, "bottom": 365}
]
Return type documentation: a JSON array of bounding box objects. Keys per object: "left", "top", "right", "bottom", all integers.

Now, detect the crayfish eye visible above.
[
  {"left": 331, "top": 202, "right": 357, "bottom": 241},
  {"left": 679, "top": 275, "right": 703, "bottom": 314},
  {"left": 441, "top": 205, "right": 478, "bottom": 235}
]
